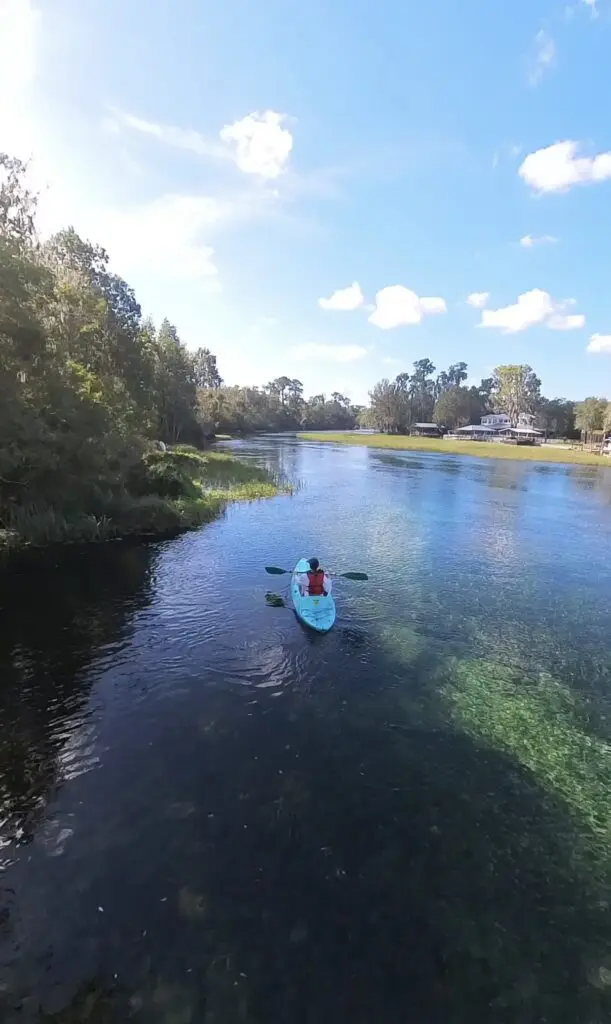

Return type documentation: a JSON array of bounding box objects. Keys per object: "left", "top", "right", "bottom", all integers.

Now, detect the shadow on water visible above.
[
  {"left": 1, "top": 601, "right": 610, "bottom": 1022},
  {"left": 0, "top": 543, "right": 157, "bottom": 846}
]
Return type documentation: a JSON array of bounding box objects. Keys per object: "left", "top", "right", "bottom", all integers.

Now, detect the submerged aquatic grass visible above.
[
  {"left": 299, "top": 432, "right": 611, "bottom": 467},
  {"left": 442, "top": 657, "right": 611, "bottom": 878}
]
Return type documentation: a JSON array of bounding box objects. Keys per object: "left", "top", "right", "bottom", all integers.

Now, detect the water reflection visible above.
[{"left": 0, "top": 544, "right": 156, "bottom": 850}]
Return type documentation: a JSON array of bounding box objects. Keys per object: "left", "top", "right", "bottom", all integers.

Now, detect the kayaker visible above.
[{"left": 297, "top": 557, "right": 332, "bottom": 597}]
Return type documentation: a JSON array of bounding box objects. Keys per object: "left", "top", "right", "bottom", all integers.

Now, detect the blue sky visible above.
[{"left": 3, "top": 0, "right": 611, "bottom": 403}]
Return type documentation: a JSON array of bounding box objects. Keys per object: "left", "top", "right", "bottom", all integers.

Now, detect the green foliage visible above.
[
  {"left": 491, "top": 365, "right": 542, "bottom": 426},
  {"left": 433, "top": 385, "right": 482, "bottom": 429},
  {"left": 198, "top": 381, "right": 358, "bottom": 436},
  {"left": 366, "top": 362, "right": 581, "bottom": 439},
  {"left": 574, "top": 397, "right": 608, "bottom": 440},
  {"left": 133, "top": 451, "right": 201, "bottom": 500},
  {"left": 536, "top": 397, "right": 577, "bottom": 438},
  {"left": 368, "top": 361, "right": 491, "bottom": 434},
  {"left": 192, "top": 346, "right": 223, "bottom": 389},
  {"left": 0, "top": 152, "right": 282, "bottom": 550}
]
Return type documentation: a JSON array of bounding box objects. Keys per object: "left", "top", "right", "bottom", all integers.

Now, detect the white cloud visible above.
[
  {"left": 318, "top": 281, "right": 364, "bottom": 311},
  {"left": 528, "top": 31, "right": 556, "bottom": 86},
  {"left": 467, "top": 292, "right": 489, "bottom": 308},
  {"left": 368, "top": 285, "right": 447, "bottom": 330},
  {"left": 583, "top": 0, "right": 599, "bottom": 17},
  {"left": 520, "top": 233, "right": 558, "bottom": 247},
  {"left": 480, "top": 289, "right": 585, "bottom": 333},
  {"left": 109, "top": 107, "right": 293, "bottom": 180},
  {"left": 587, "top": 333, "right": 611, "bottom": 352},
  {"left": 547, "top": 312, "right": 585, "bottom": 330},
  {"left": 419, "top": 296, "right": 446, "bottom": 314},
  {"left": 220, "top": 111, "right": 292, "bottom": 179},
  {"left": 107, "top": 109, "right": 228, "bottom": 162},
  {"left": 290, "top": 343, "right": 367, "bottom": 363},
  {"left": 519, "top": 141, "right": 611, "bottom": 193},
  {"left": 99, "top": 194, "right": 221, "bottom": 281}
]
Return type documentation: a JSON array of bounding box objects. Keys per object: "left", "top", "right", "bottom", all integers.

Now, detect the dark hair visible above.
[{"left": 308, "top": 557, "right": 320, "bottom": 571}]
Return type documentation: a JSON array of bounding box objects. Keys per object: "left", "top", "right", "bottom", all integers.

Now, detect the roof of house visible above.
[
  {"left": 455, "top": 424, "right": 496, "bottom": 432},
  {"left": 413, "top": 422, "right": 439, "bottom": 428}
]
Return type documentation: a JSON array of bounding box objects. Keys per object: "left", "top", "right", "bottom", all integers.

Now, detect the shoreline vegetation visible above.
[
  {"left": 0, "top": 446, "right": 285, "bottom": 553},
  {"left": 298, "top": 432, "right": 611, "bottom": 467},
  {"left": 0, "top": 152, "right": 356, "bottom": 555}
]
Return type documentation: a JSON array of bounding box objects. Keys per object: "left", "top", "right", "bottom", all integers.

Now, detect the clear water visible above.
[{"left": 2, "top": 437, "right": 611, "bottom": 1022}]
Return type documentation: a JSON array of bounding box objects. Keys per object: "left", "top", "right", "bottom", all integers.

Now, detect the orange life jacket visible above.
[{"left": 307, "top": 568, "right": 326, "bottom": 596}]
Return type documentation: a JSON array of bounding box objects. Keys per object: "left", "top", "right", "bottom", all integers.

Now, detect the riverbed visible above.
[{"left": 2, "top": 437, "right": 611, "bottom": 1022}]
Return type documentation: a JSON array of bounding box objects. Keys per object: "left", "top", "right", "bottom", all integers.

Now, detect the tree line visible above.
[
  {"left": 363, "top": 360, "right": 610, "bottom": 440},
  {"left": 0, "top": 152, "right": 362, "bottom": 543},
  {"left": 199, "top": 380, "right": 359, "bottom": 435}
]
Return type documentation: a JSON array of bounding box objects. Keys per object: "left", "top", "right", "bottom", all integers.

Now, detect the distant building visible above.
[
  {"left": 481, "top": 413, "right": 511, "bottom": 428},
  {"left": 448, "top": 411, "right": 543, "bottom": 445},
  {"left": 410, "top": 422, "right": 443, "bottom": 437}
]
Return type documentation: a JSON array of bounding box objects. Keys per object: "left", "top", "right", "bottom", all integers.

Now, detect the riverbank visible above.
[
  {"left": 0, "top": 446, "right": 285, "bottom": 552},
  {"left": 299, "top": 432, "right": 610, "bottom": 467}
]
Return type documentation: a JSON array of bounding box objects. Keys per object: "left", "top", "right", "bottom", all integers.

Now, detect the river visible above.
[{"left": 2, "top": 436, "right": 611, "bottom": 1022}]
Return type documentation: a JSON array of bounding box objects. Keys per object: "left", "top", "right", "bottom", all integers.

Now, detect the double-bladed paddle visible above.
[{"left": 265, "top": 566, "right": 368, "bottom": 581}]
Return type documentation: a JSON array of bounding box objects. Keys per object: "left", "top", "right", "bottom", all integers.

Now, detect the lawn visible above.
[{"left": 298, "top": 432, "right": 611, "bottom": 467}]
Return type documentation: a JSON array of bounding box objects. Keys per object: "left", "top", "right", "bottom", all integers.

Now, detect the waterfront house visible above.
[{"left": 447, "top": 412, "right": 543, "bottom": 445}]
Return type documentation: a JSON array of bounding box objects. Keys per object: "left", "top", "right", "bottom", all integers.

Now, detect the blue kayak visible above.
[{"left": 291, "top": 558, "right": 336, "bottom": 633}]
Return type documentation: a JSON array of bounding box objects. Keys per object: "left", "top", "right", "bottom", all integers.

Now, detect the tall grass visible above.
[
  {"left": 0, "top": 445, "right": 287, "bottom": 552},
  {"left": 298, "top": 432, "right": 611, "bottom": 467}
]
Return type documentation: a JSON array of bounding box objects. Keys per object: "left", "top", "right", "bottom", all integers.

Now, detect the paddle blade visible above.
[
  {"left": 265, "top": 566, "right": 289, "bottom": 575},
  {"left": 340, "top": 572, "right": 369, "bottom": 581}
]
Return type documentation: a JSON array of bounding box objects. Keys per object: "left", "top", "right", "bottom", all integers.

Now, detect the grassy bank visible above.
[
  {"left": 299, "top": 432, "right": 611, "bottom": 467},
  {"left": 0, "top": 446, "right": 285, "bottom": 552}
]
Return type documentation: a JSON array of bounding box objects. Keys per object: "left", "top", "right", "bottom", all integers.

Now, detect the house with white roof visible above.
[{"left": 448, "top": 411, "right": 543, "bottom": 445}]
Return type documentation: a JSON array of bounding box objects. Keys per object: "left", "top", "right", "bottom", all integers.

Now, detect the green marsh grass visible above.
[
  {"left": 0, "top": 446, "right": 287, "bottom": 552},
  {"left": 299, "top": 432, "right": 611, "bottom": 467}
]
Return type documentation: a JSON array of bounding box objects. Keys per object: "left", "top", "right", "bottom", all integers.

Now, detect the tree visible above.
[
  {"left": 192, "top": 347, "right": 223, "bottom": 389},
  {"left": 287, "top": 379, "right": 304, "bottom": 413},
  {"left": 155, "top": 319, "right": 199, "bottom": 443},
  {"left": 0, "top": 153, "right": 37, "bottom": 244},
  {"left": 477, "top": 377, "right": 494, "bottom": 414},
  {"left": 574, "top": 397, "right": 607, "bottom": 443},
  {"left": 369, "top": 378, "right": 408, "bottom": 433},
  {"left": 433, "top": 386, "right": 477, "bottom": 430},
  {"left": 408, "top": 359, "right": 437, "bottom": 423},
  {"left": 492, "top": 365, "right": 541, "bottom": 426},
  {"left": 536, "top": 398, "right": 576, "bottom": 438},
  {"left": 195, "top": 381, "right": 358, "bottom": 435},
  {"left": 436, "top": 362, "right": 468, "bottom": 397}
]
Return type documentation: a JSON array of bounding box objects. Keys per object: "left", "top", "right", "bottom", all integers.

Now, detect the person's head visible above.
[{"left": 308, "top": 557, "right": 320, "bottom": 572}]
